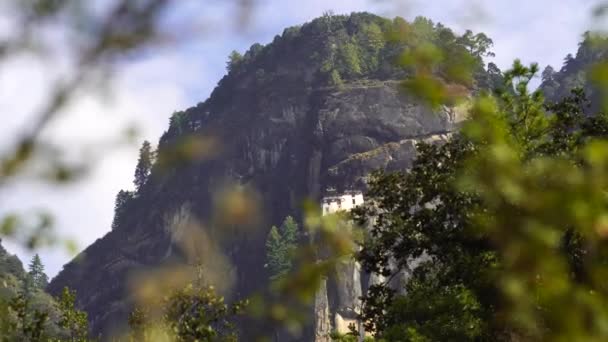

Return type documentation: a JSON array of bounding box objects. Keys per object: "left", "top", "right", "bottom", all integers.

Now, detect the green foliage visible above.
[
  {"left": 295, "top": 13, "right": 489, "bottom": 90},
  {"left": 0, "top": 240, "right": 25, "bottom": 282},
  {"left": 164, "top": 285, "right": 245, "bottom": 342},
  {"left": 358, "top": 22, "right": 385, "bottom": 72},
  {"left": 337, "top": 40, "right": 362, "bottom": 77},
  {"left": 410, "top": 17, "right": 437, "bottom": 43},
  {"left": 111, "top": 190, "right": 135, "bottom": 231},
  {"left": 331, "top": 330, "right": 376, "bottom": 342},
  {"left": 457, "top": 30, "right": 495, "bottom": 58},
  {"left": 4, "top": 293, "right": 49, "bottom": 342},
  {"left": 27, "top": 254, "right": 48, "bottom": 291},
  {"left": 265, "top": 216, "right": 299, "bottom": 281},
  {"left": 380, "top": 272, "right": 484, "bottom": 341},
  {"left": 57, "top": 287, "right": 88, "bottom": 341},
  {"left": 329, "top": 69, "right": 343, "bottom": 87},
  {"left": 134, "top": 140, "right": 154, "bottom": 192},
  {"left": 540, "top": 32, "right": 608, "bottom": 108},
  {"left": 0, "top": 241, "right": 71, "bottom": 341},
  {"left": 129, "top": 283, "right": 246, "bottom": 342},
  {"left": 226, "top": 50, "right": 244, "bottom": 72},
  {"left": 127, "top": 307, "right": 149, "bottom": 341},
  {"left": 169, "top": 111, "right": 188, "bottom": 134},
  {"left": 356, "top": 61, "right": 608, "bottom": 340}
]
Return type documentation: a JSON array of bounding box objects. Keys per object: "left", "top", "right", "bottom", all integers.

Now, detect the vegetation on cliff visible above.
[
  {"left": 265, "top": 216, "right": 299, "bottom": 281},
  {"left": 5, "top": 6, "right": 608, "bottom": 342},
  {"left": 356, "top": 59, "right": 608, "bottom": 340},
  {"left": 540, "top": 32, "right": 608, "bottom": 111},
  {"left": 0, "top": 242, "right": 88, "bottom": 341}
]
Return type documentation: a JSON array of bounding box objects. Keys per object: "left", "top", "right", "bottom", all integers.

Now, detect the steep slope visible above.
[
  {"left": 0, "top": 239, "right": 26, "bottom": 298},
  {"left": 540, "top": 32, "right": 608, "bottom": 110},
  {"left": 48, "top": 12, "right": 487, "bottom": 338}
]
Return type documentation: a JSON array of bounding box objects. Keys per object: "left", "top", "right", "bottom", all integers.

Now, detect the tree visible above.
[
  {"left": 542, "top": 65, "right": 556, "bottom": 83},
  {"left": 265, "top": 216, "right": 299, "bottom": 281},
  {"left": 169, "top": 111, "right": 188, "bottom": 134},
  {"left": 541, "top": 65, "right": 560, "bottom": 101},
  {"left": 6, "top": 293, "right": 49, "bottom": 342},
  {"left": 134, "top": 140, "right": 154, "bottom": 192},
  {"left": 226, "top": 50, "right": 243, "bottom": 72},
  {"left": 57, "top": 287, "right": 88, "bottom": 342},
  {"left": 358, "top": 22, "right": 385, "bottom": 72},
  {"left": 355, "top": 62, "right": 608, "bottom": 340},
  {"left": 411, "top": 16, "right": 436, "bottom": 43},
  {"left": 561, "top": 53, "right": 575, "bottom": 73},
  {"left": 163, "top": 284, "right": 245, "bottom": 342},
  {"left": 111, "top": 190, "right": 135, "bottom": 231},
  {"left": 127, "top": 307, "right": 149, "bottom": 341},
  {"left": 128, "top": 279, "right": 246, "bottom": 341},
  {"left": 27, "top": 254, "right": 48, "bottom": 291},
  {"left": 338, "top": 41, "right": 362, "bottom": 77},
  {"left": 458, "top": 30, "right": 495, "bottom": 58}
]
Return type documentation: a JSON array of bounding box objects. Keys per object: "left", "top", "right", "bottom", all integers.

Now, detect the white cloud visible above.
[{"left": 0, "top": 50, "right": 206, "bottom": 277}]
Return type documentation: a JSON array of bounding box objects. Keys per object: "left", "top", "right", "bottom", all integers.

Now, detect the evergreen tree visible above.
[
  {"left": 226, "top": 50, "right": 243, "bottom": 72},
  {"left": 265, "top": 216, "right": 299, "bottom": 281},
  {"left": 27, "top": 254, "right": 48, "bottom": 291},
  {"left": 169, "top": 111, "right": 187, "bottom": 133},
  {"left": 561, "top": 53, "right": 575, "bottom": 73},
  {"left": 134, "top": 140, "right": 154, "bottom": 192},
  {"left": 111, "top": 189, "right": 135, "bottom": 230},
  {"left": 542, "top": 65, "right": 556, "bottom": 83},
  {"left": 57, "top": 287, "right": 88, "bottom": 342}
]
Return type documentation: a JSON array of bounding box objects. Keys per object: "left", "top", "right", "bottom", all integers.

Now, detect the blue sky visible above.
[{"left": 0, "top": 0, "right": 605, "bottom": 278}]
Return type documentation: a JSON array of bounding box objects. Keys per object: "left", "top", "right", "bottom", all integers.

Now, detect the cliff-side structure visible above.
[
  {"left": 321, "top": 190, "right": 364, "bottom": 215},
  {"left": 316, "top": 191, "right": 366, "bottom": 341},
  {"left": 48, "top": 12, "right": 485, "bottom": 339}
]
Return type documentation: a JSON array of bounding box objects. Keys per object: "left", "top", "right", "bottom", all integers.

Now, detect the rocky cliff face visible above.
[{"left": 48, "top": 12, "right": 479, "bottom": 339}]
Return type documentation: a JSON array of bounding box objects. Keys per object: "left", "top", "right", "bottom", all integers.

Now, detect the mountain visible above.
[
  {"left": 0, "top": 239, "right": 26, "bottom": 298},
  {"left": 48, "top": 12, "right": 492, "bottom": 338},
  {"left": 540, "top": 32, "right": 608, "bottom": 110}
]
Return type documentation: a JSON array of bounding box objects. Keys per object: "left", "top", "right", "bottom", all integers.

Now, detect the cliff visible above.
[
  {"left": 540, "top": 32, "right": 608, "bottom": 110},
  {"left": 48, "top": 12, "right": 485, "bottom": 338}
]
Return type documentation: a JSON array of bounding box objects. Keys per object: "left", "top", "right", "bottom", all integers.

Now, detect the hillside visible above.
[
  {"left": 540, "top": 32, "right": 608, "bottom": 109},
  {"left": 47, "top": 12, "right": 493, "bottom": 339}
]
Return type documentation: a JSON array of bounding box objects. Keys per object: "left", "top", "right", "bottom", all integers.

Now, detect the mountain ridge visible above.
[{"left": 48, "top": 12, "right": 490, "bottom": 338}]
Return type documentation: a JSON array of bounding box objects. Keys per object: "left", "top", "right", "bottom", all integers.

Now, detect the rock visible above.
[
  {"left": 314, "top": 277, "right": 332, "bottom": 342},
  {"left": 47, "top": 12, "right": 480, "bottom": 339}
]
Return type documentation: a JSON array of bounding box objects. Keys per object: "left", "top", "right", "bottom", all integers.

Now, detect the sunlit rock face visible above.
[{"left": 48, "top": 12, "right": 473, "bottom": 339}]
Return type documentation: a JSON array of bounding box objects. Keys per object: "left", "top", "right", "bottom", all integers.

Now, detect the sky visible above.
[{"left": 0, "top": 0, "right": 605, "bottom": 278}]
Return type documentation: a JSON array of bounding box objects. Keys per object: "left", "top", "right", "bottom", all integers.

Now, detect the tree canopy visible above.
[
  {"left": 134, "top": 140, "right": 154, "bottom": 192},
  {"left": 355, "top": 61, "right": 608, "bottom": 340},
  {"left": 265, "top": 216, "right": 299, "bottom": 281}
]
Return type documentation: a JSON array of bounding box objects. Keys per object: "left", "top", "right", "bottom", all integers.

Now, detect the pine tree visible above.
[
  {"left": 226, "top": 50, "right": 243, "bottom": 72},
  {"left": 265, "top": 216, "right": 299, "bottom": 281},
  {"left": 27, "top": 254, "right": 48, "bottom": 290},
  {"left": 542, "top": 65, "right": 555, "bottom": 82},
  {"left": 281, "top": 216, "right": 298, "bottom": 247},
  {"left": 134, "top": 140, "right": 154, "bottom": 192},
  {"left": 111, "top": 189, "right": 135, "bottom": 230}
]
